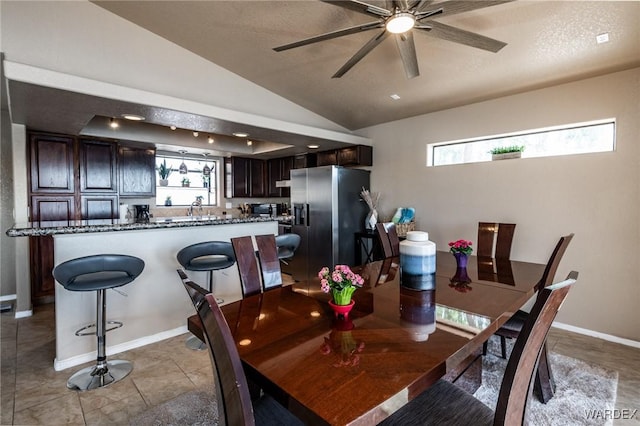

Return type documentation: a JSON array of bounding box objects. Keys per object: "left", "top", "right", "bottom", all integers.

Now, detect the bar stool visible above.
[
  {"left": 52, "top": 254, "right": 145, "bottom": 391},
  {"left": 275, "top": 233, "right": 301, "bottom": 263},
  {"left": 177, "top": 241, "right": 236, "bottom": 349}
]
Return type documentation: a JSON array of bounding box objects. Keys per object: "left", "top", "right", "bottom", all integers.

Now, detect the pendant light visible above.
[
  {"left": 202, "top": 153, "right": 211, "bottom": 176},
  {"left": 178, "top": 150, "right": 188, "bottom": 174}
]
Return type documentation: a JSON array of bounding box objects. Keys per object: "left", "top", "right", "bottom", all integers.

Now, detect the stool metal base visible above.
[
  {"left": 67, "top": 360, "right": 133, "bottom": 391},
  {"left": 185, "top": 335, "right": 206, "bottom": 350}
]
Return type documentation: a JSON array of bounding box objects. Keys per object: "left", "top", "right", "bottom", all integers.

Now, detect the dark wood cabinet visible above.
[
  {"left": 118, "top": 144, "right": 156, "bottom": 197},
  {"left": 267, "top": 157, "right": 293, "bottom": 197},
  {"left": 30, "top": 195, "right": 76, "bottom": 222},
  {"left": 317, "top": 150, "right": 338, "bottom": 166},
  {"left": 293, "top": 153, "right": 317, "bottom": 169},
  {"left": 338, "top": 145, "right": 372, "bottom": 166},
  {"left": 29, "top": 133, "right": 75, "bottom": 193},
  {"left": 81, "top": 194, "right": 119, "bottom": 219},
  {"left": 29, "top": 236, "right": 56, "bottom": 305},
  {"left": 79, "top": 139, "right": 117, "bottom": 193},
  {"left": 225, "top": 157, "right": 267, "bottom": 198}
]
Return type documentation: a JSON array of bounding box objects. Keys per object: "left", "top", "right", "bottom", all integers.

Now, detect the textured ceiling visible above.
[{"left": 92, "top": 0, "right": 640, "bottom": 131}]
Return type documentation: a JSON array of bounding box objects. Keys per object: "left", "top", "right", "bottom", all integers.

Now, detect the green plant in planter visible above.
[
  {"left": 157, "top": 159, "right": 173, "bottom": 180},
  {"left": 164, "top": 196, "right": 172, "bottom": 206},
  {"left": 181, "top": 177, "right": 190, "bottom": 187},
  {"left": 489, "top": 145, "right": 525, "bottom": 155}
]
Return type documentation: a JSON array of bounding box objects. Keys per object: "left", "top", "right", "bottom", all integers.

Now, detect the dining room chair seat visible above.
[{"left": 379, "top": 271, "right": 578, "bottom": 426}]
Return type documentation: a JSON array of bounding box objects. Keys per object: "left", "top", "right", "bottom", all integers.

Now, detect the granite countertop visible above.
[{"left": 6, "top": 215, "right": 283, "bottom": 237}]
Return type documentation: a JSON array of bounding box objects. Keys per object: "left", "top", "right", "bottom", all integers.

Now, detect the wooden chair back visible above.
[
  {"left": 375, "top": 222, "right": 400, "bottom": 258},
  {"left": 179, "top": 271, "right": 255, "bottom": 426},
  {"left": 477, "top": 222, "right": 516, "bottom": 259},
  {"left": 255, "top": 234, "right": 283, "bottom": 291},
  {"left": 493, "top": 271, "right": 578, "bottom": 425},
  {"left": 231, "top": 236, "right": 262, "bottom": 297},
  {"left": 537, "top": 233, "right": 574, "bottom": 291}
]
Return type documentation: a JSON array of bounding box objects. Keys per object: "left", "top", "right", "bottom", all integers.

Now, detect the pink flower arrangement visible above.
[
  {"left": 449, "top": 239, "right": 473, "bottom": 255},
  {"left": 318, "top": 265, "right": 364, "bottom": 305}
]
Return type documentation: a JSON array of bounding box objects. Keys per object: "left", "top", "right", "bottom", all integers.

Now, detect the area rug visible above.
[
  {"left": 129, "top": 389, "right": 218, "bottom": 426},
  {"left": 475, "top": 337, "right": 619, "bottom": 426}
]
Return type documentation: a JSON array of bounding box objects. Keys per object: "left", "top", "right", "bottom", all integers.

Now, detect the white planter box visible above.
[{"left": 492, "top": 152, "right": 522, "bottom": 161}]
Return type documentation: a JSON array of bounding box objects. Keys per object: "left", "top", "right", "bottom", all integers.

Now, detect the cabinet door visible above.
[
  {"left": 317, "top": 150, "right": 338, "bottom": 166},
  {"left": 29, "top": 236, "right": 56, "bottom": 305},
  {"left": 293, "top": 153, "right": 317, "bottom": 169},
  {"left": 230, "top": 157, "right": 250, "bottom": 198},
  {"left": 267, "top": 158, "right": 282, "bottom": 197},
  {"left": 280, "top": 156, "right": 293, "bottom": 197},
  {"left": 81, "top": 194, "right": 119, "bottom": 219},
  {"left": 30, "top": 195, "right": 76, "bottom": 222},
  {"left": 250, "top": 159, "right": 266, "bottom": 197},
  {"left": 80, "top": 139, "right": 117, "bottom": 192},
  {"left": 119, "top": 145, "right": 156, "bottom": 197},
  {"left": 29, "top": 133, "right": 75, "bottom": 193},
  {"left": 338, "top": 145, "right": 373, "bottom": 166}
]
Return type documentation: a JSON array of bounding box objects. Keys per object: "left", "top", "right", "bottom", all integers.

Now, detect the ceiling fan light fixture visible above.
[{"left": 386, "top": 12, "right": 415, "bottom": 34}]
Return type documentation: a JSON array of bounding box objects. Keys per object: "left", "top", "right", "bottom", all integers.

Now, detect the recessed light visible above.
[
  {"left": 170, "top": 125, "right": 177, "bottom": 131},
  {"left": 596, "top": 33, "right": 609, "bottom": 44},
  {"left": 307, "top": 144, "right": 320, "bottom": 149},
  {"left": 390, "top": 94, "right": 401, "bottom": 100},
  {"left": 233, "top": 132, "right": 249, "bottom": 138},
  {"left": 121, "top": 114, "right": 145, "bottom": 121},
  {"left": 239, "top": 339, "right": 251, "bottom": 346}
]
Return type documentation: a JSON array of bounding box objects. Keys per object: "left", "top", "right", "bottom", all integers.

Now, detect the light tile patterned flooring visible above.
[{"left": 2, "top": 303, "right": 639, "bottom": 425}]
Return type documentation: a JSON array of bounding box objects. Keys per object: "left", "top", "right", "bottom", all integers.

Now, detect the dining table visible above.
[{"left": 219, "top": 251, "right": 545, "bottom": 425}]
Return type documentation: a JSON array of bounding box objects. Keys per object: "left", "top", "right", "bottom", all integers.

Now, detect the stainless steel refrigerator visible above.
[{"left": 289, "top": 166, "right": 370, "bottom": 285}]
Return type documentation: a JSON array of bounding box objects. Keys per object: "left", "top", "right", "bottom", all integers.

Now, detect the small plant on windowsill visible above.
[
  {"left": 490, "top": 145, "right": 525, "bottom": 161},
  {"left": 157, "top": 160, "right": 173, "bottom": 186},
  {"left": 181, "top": 177, "right": 190, "bottom": 187}
]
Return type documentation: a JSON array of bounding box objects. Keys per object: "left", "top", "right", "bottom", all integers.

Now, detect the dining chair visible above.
[
  {"left": 477, "top": 222, "right": 516, "bottom": 259},
  {"left": 379, "top": 271, "right": 578, "bottom": 426},
  {"left": 255, "top": 234, "right": 283, "bottom": 291},
  {"left": 375, "top": 222, "right": 400, "bottom": 258},
  {"left": 231, "top": 236, "right": 262, "bottom": 297},
  {"left": 178, "top": 270, "right": 304, "bottom": 426}
]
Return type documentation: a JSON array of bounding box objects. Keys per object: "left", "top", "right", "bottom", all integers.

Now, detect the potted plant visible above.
[
  {"left": 490, "top": 145, "right": 525, "bottom": 161},
  {"left": 164, "top": 196, "right": 172, "bottom": 206},
  {"left": 319, "top": 265, "right": 364, "bottom": 318},
  {"left": 157, "top": 160, "right": 173, "bottom": 186},
  {"left": 181, "top": 177, "right": 190, "bottom": 187}
]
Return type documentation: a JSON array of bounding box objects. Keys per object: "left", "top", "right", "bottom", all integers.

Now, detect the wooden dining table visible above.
[{"left": 220, "top": 252, "right": 545, "bottom": 425}]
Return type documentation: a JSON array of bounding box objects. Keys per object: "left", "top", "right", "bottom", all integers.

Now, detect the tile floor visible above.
[{"left": 1, "top": 304, "right": 639, "bottom": 425}]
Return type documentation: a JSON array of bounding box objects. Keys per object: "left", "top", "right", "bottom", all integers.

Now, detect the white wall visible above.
[
  {"left": 1, "top": 110, "right": 16, "bottom": 297},
  {"left": 361, "top": 68, "right": 640, "bottom": 342}
]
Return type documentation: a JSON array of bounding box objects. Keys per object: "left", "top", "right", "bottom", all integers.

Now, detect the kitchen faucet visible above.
[{"left": 187, "top": 201, "right": 203, "bottom": 218}]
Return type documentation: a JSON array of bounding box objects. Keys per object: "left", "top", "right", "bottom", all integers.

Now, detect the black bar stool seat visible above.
[
  {"left": 53, "top": 254, "right": 144, "bottom": 391},
  {"left": 177, "top": 241, "right": 236, "bottom": 349},
  {"left": 275, "top": 234, "right": 301, "bottom": 262}
]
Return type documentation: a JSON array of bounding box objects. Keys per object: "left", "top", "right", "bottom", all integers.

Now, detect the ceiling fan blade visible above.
[
  {"left": 273, "top": 21, "right": 383, "bottom": 52},
  {"left": 425, "top": 0, "right": 513, "bottom": 18},
  {"left": 332, "top": 30, "right": 391, "bottom": 78},
  {"left": 411, "top": 0, "right": 435, "bottom": 11},
  {"left": 395, "top": 32, "right": 420, "bottom": 79},
  {"left": 418, "top": 20, "right": 507, "bottom": 52},
  {"left": 321, "top": 0, "right": 391, "bottom": 17}
]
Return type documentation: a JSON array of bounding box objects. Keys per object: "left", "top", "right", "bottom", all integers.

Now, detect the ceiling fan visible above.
[{"left": 273, "top": 0, "right": 510, "bottom": 79}]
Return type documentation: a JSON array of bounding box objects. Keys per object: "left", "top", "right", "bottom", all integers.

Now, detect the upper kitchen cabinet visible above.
[
  {"left": 79, "top": 139, "right": 117, "bottom": 193},
  {"left": 225, "top": 157, "right": 266, "bottom": 198},
  {"left": 293, "top": 153, "right": 317, "bottom": 169},
  {"left": 267, "top": 156, "right": 293, "bottom": 197},
  {"left": 118, "top": 144, "right": 156, "bottom": 197},
  {"left": 338, "top": 145, "right": 372, "bottom": 166},
  {"left": 29, "top": 133, "right": 75, "bottom": 193},
  {"left": 316, "top": 150, "right": 338, "bottom": 167}
]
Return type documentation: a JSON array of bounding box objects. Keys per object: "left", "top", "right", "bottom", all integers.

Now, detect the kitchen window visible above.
[
  {"left": 428, "top": 119, "right": 616, "bottom": 167},
  {"left": 155, "top": 155, "right": 218, "bottom": 206}
]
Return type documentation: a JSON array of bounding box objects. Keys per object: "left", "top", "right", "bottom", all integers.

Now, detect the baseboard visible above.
[
  {"left": 15, "top": 309, "right": 33, "bottom": 319},
  {"left": 53, "top": 325, "right": 188, "bottom": 371},
  {"left": 553, "top": 322, "right": 640, "bottom": 349},
  {"left": 0, "top": 294, "right": 17, "bottom": 302}
]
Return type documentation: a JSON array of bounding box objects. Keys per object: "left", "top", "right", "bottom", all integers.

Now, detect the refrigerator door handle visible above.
[{"left": 306, "top": 204, "right": 310, "bottom": 227}]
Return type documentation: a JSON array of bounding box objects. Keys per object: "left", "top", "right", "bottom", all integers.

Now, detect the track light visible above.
[
  {"left": 193, "top": 131, "right": 199, "bottom": 137},
  {"left": 208, "top": 135, "right": 214, "bottom": 144},
  {"left": 109, "top": 118, "right": 119, "bottom": 128},
  {"left": 247, "top": 140, "right": 253, "bottom": 146}
]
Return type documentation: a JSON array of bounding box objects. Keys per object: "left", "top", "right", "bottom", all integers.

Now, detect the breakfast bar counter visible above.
[{"left": 7, "top": 217, "right": 278, "bottom": 371}]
